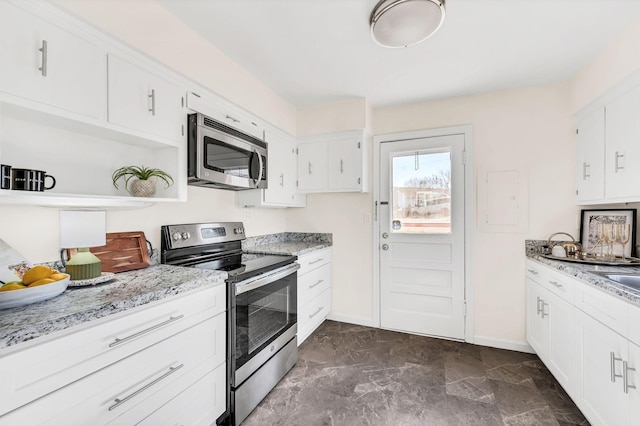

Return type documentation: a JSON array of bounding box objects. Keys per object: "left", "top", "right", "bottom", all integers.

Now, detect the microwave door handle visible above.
[{"left": 254, "top": 148, "right": 264, "bottom": 187}]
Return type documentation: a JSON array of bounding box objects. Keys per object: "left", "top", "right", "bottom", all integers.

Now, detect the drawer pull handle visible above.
[
  {"left": 148, "top": 88, "right": 156, "bottom": 116},
  {"left": 624, "top": 361, "right": 636, "bottom": 393},
  {"left": 108, "top": 363, "right": 184, "bottom": 411},
  {"left": 611, "top": 352, "right": 623, "bottom": 383},
  {"left": 38, "top": 40, "right": 48, "bottom": 76},
  {"left": 527, "top": 269, "right": 538, "bottom": 275},
  {"left": 548, "top": 280, "right": 563, "bottom": 288},
  {"left": 309, "top": 307, "right": 323, "bottom": 319},
  {"left": 109, "top": 315, "right": 184, "bottom": 348},
  {"left": 309, "top": 258, "right": 324, "bottom": 265},
  {"left": 309, "top": 279, "right": 324, "bottom": 289}
]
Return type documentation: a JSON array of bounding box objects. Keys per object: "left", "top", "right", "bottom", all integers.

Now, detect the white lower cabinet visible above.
[
  {"left": 526, "top": 259, "right": 640, "bottom": 426},
  {"left": 0, "top": 286, "right": 226, "bottom": 425},
  {"left": 297, "top": 248, "right": 332, "bottom": 344}
]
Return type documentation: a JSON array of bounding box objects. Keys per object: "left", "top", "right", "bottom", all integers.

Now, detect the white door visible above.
[{"left": 379, "top": 134, "right": 466, "bottom": 339}]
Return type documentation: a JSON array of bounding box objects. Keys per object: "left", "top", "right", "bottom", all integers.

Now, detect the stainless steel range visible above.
[{"left": 160, "top": 222, "right": 299, "bottom": 425}]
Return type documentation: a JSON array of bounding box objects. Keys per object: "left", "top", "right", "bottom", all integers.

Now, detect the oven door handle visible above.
[{"left": 235, "top": 263, "right": 300, "bottom": 295}]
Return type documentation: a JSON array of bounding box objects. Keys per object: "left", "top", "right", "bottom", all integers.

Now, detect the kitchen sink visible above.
[{"left": 592, "top": 272, "right": 640, "bottom": 291}]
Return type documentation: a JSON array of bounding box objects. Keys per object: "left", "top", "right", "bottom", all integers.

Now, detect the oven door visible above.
[{"left": 232, "top": 263, "right": 299, "bottom": 386}]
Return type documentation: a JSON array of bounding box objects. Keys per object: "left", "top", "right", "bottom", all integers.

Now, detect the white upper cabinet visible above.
[
  {"left": 186, "top": 91, "right": 264, "bottom": 141},
  {"left": 297, "top": 141, "right": 329, "bottom": 192},
  {"left": 108, "top": 54, "right": 185, "bottom": 143},
  {"left": 575, "top": 73, "right": 640, "bottom": 205},
  {"left": 236, "top": 127, "right": 306, "bottom": 208},
  {"left": 297, "top": 129, "right": 370, "bottom": 193},
  {"left": 576, "top": 107, "right": 605, "bottom": 203},
  {"left": 604, "top": 84, "right": 640, "bottom": 201},
  {"left": 0, "top": 1, "right": 104, "bottom": 120}
]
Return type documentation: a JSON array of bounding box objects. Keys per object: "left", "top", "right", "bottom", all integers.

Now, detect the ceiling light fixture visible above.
[{"left": 370, "top": 0, "right": 446, "bottom": 48}]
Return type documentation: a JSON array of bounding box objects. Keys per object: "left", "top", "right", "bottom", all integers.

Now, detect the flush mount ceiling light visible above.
[{"left": 370, "top": 0, "right": 446, "bottom": 48}]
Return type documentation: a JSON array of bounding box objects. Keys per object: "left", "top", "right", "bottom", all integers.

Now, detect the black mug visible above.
[
  {"left": 0, "top": 164, "right": 10, "bottom": 190},
  {"left": 11, "top": 168, "right": 56, "bottom": 192}
]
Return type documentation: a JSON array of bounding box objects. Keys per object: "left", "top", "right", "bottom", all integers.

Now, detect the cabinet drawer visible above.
[
  {"left": 298, "top": 263, "right": 331, "bottom": 306},
  {"left": 0, "top": 285, "right": 225, "bottom": 415},
  {"left": 525, "top": 260, "right": 547, "bottom": 284},
  {"left": 574, "top": 283, "right": 629, "bottom": 338},
  {"left": 0, "top": 313, "right": 226, "bottom": 425},
  {"left": 298, "top": 288, "right": 331, "bottom": 345},
  {"left": 136, "top": 362, "right": 226, "bottom": 426},
  {"left": 298, "top": 248, "right": 331, "bottom": 275},
  {"left": 543, "top": 270, "right": 575, "bottom": 303}
]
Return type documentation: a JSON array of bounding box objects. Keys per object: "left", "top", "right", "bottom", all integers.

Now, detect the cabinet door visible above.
[
  {"left": 525, "top": 279, "right": 549, "bottom": 359},
  {"left": 576, "top": 107, "right": 605, "bottom": 203},
  {"left": 575, "top": 309, "right": 629, "bottom": 426},
  {"left": 547, "top": 291, "right": 576, "bottom": 393},
  {"left": 264, "top": 130, "right": 297, "bottom": 205},
  {"left": 328, "top": 138, "right": 363, "bottom": 191},
  {"left": 0, "top": 2, "right": 104, "bottom": 119},
  {"left": 297, "top": 141, "right": 328, "bottom": 191},
  {"left": 605, "top": 84, "right": 640, "bottom": 201},
  {"left": 108, "top": 54, "right": 185, "bottom": 142}
]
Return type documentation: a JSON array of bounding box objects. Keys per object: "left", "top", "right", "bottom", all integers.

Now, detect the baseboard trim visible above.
[
  {"left": 326, "top": 312, "right": 375, "bottom": 328},
  {"left": 473, "top": 335, "right": 535, "bottom": 354}
]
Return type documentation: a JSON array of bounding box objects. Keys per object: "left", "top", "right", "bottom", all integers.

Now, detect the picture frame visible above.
[{"left": 579, "top": 209, "right": 637, "bottom": 258}]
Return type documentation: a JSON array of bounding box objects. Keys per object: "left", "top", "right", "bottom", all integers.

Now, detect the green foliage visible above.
[{"left": 112, "top": 165, "right": 174, "bottom": 191}]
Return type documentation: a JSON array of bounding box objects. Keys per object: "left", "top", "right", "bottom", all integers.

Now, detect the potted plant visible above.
[{"left": 112, "top": 165, "right": 174, "bottom": 198}]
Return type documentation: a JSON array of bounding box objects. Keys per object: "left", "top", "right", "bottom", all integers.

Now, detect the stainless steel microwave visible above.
[{"left": 187, "top": 112, "right": 268, "bottom": 190}]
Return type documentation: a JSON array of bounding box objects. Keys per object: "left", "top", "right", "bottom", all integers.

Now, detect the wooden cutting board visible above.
[{"left": 89, "top": 231, "right": 152, "bottom": 273}]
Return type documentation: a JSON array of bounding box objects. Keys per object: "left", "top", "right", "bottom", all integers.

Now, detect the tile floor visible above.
[{"left": 243, "top": 321, "right": 589, "bottom": 426}]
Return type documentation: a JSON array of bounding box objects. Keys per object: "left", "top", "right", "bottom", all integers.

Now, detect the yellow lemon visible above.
[
  {"left": 28, "top": 278, "right": 56, "bottom": 287},
  {"left": 0, "top": 282, "right": 27, "bottom": 291},
  {"left": 49, "top": 273, "right": 68, "bottom": 282},
  {"left": 22, "top": 265, "right": 53, "bottom": 285}
]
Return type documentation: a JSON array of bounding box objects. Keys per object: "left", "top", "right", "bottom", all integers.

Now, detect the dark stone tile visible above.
[{"left": 243, "top": 321, "right": 588, "bottom": 426}]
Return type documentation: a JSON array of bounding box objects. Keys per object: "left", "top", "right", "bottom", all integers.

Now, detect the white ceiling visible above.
[{"left": 157, "top": 0, "right": 640, "bottom": 108}]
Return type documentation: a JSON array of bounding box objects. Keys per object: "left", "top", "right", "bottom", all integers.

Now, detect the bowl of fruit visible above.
[{"left": 0, "top": 265, "right": 70, "bottom": 310}]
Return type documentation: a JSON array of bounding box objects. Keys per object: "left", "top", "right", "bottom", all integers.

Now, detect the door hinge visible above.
[
  {"left": 576, "top": 128, "right": 579, "bottom": 135},
  {"left": 358, "top": 141, "right": 361, "bottom": 149},
  {"left": 464, "top": 302, "right": 467, "bottom": 317},
  {"left": 296, "top": 148, "right": 299, "bottom": 155},
  {"left": 296, "top": 180, "right": 299, "bottom": 187},
  {"left": 462, "top": 148, "right": 467, "bottom": 165}
]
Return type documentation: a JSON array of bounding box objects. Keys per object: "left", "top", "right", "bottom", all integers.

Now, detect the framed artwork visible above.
[{"left": 580, "top": 209, "right": 637, "bottom": 258}]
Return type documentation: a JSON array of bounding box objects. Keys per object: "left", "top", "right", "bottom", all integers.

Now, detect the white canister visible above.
[{"left": 551, "top": 245, "right": 567, "bottom": 257}]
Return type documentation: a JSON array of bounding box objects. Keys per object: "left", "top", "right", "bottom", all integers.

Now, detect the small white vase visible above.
[{"left": 129, "top": 179, "right": 156, "bottom": 197}]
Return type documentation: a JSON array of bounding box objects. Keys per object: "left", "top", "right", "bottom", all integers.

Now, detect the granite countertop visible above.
[
  {"left": 243, "top": 232, "right": 332, "bottom": 256},
  {"left": 527, "top": 252, "right": 640, "bottom": 307},
  {"left": 0, "top": 265, "right": 227, "bottom": 351}
]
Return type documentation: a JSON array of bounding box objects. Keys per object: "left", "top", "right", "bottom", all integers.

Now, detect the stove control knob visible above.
[
  {"left": 235, "top": 228, "right": 244, "bottom": 235},
  {"left": 181, "top": 232, "right": 190, "bottom": 240},
  {"left": 172, "top": 232, "right": 182, "bottom": 241}
]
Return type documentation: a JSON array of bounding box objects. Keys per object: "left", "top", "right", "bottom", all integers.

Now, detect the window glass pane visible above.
[{"left": 391, "top": 149, "right": 451, "bottom": 234}]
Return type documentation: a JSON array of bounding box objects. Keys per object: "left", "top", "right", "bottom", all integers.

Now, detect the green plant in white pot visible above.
[{"left": 112, "top": 165, "right": 174, "bottom": 198}]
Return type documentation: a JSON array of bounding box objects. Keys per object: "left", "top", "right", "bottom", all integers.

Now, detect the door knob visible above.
[
  {"left": 382, "top": 244, "right": 389, "bottom": 250},
  {"left": 382, "top": 232, "right": 389, "bottom": 239}
]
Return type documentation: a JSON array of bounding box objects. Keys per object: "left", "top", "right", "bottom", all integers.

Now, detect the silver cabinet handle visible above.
[
  {"left": 309, "top": 258, "right": 324, "bottom": 265},
  {"left": 527, "top": 269, "right": 539, "bottom": 275},
  {"left": 38, "top": 40, "right": 48, "bottom": 76},
  {"left": 340, "top": 159, "right": 344, "bottom": 173},
  {"left": 148, "top": 89, "right": 156, "bottom": 116},
  {"left": 309, "top": 307, "right": 323, "bottom": 319},
  {"left": 536, "top": 296, "right": 543, "bottom": 315},
  {"left": 624, "top": 361, "right": 636, "bottom": 393},
  {"left": 540, "top": 301, "right": 548, "bottom": 318},
  {"left": 309, "top": 279, "right": 324, "bottom": 289},
  {"left": 548, "top": 280, "right": 563, "bottom": 288},
  {"left": 225, "top": 115, "right": 240, "bottom": 123},
  {"left": 615, "top": 151, "right": 625, "bottom": 172},
  {"left": 308, "top": 161, "right": 312, "bottom": 175},
  {"left": 583, "top": 162, "right": 590, "bottom": 180},
  {"left": 611, "top": 352, "right": 624, "bottom": 383},
  {"left": 280, "top": 173, "right": 284, "bottom": 187},
  {"left": 108, "top": 364, "right": 184, "bottom": 411},
  {"left": 109, "top": 315, "right": 184, "bottom": 348}
]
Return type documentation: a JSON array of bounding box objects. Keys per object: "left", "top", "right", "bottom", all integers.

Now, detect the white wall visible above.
[{"left": 374, "top": 83, "right": 577, "bottom": 345}]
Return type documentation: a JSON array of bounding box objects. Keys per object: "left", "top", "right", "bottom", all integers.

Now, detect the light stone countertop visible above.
[
  {"left": 0, "top": 265, "right": 227, "bottom": 351},
  {"left": 243, "top": 232, "right": 332, "bottom": 256},
  {"left": 527, "top": 253, "right": 640, "bottom": 307}
]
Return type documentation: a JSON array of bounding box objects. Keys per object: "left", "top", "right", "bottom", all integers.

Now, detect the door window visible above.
[{"left": 391, "top": 149, "right": 451, "bottom": 234}]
